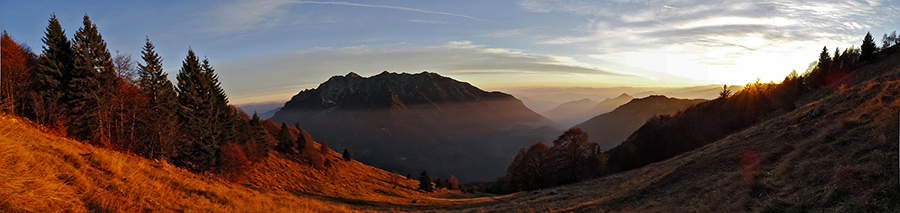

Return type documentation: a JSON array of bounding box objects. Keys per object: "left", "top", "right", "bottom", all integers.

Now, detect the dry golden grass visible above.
[{"left": 0, "top": 113, "right": 494, "bottom": 212}]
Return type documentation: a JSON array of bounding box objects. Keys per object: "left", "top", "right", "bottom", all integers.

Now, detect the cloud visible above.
[
  {"left": 293, "top": 1, "right": 491, "bottom": 23},
  {"left": 209, "top": 0, "right": 491, "bottom": 33},
  {"left": 216, "top": 41, "right": 632, "bottom": 104},
  {"left": 514, "top": 0, "right": 900, "bottom": 83}
]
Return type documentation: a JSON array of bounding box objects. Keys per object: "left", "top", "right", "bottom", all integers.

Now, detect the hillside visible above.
[
  {"left": 0, "top": 113, "right": 491, "bottom": 212},
  {"left": 574, "top": 95, "right": 705, "bottom": 150},
  {"left": 440, "top": 44, "right": 900, "bottom": 212},
  {"left": 272, "top": 71, "right": 557, "bottom": 182}
]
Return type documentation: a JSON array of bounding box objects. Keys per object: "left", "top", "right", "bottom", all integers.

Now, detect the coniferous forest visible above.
[{"left": 2, "top": 14, "right": 332, "bottom": 173}]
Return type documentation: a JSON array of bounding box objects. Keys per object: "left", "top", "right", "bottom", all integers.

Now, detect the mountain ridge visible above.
[
  {"left": 574, "top": 95, "right": 705, "bottom": 150},
  {"left": 272, "top": 71, "right": 556, "bottom": 182}
]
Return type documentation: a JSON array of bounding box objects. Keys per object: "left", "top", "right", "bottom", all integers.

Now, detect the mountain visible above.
[
  {"left": 541, "top": 98, "right": 597, "bottom": 125},
  {"left": 541, "top": 93, "right": 635, "bottom": 127},
  {"left": 236, "top": 102, "right": 283, "bottom": 118},
  {"left": 574, "top": 95, "right": 705, "bottom": 150},
  {"left": 257, "top": 107, "right": 281, "bottom": 120},
  {"left": 271, "top": 71, "right": 556, "bottom": 182},
  {"left": 515, "top": 95, "right": 560, "bottom": 113},
  {"left": 586, "top": 93, "right": 634, "bottom": 117}
]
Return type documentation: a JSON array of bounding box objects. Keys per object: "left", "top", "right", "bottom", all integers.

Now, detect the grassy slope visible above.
[
  {"left": 0, "top": 113, "right": 490, "bottom": 212},
  {"left": 446, "top": 50, "right": 900, "bottom": 212}
]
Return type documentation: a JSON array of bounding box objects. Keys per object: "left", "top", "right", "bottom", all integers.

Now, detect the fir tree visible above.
[
  {"left": 274, "top": 122, "right": 294, "bottom": 153},
  {"left": 861, "top": 32, "right": 877, "bottom": 62},
  {"left": 201, "top": 57, "right": 236, "bottom": 144},
  {"left": 249, "top": 112, "right": 273, "bottom": 157},
  {"left": 832, "top": 47, "right": 842, "bottom": 69},
  {"left": 33, "top": 13, "right": 73, "bottom": 125},
  {"left": 175, "top": 49, "right": 219, "bottom": 170},
  {"left": 435, "top": 177, "right": 444, "bottom": 189},
  {"left": 342, "top": 148, "right": 352, "bottom": 161},
  {"left": 70, "top": 14, "right": 116, "bottom": 144},
  {"left": 137, "top": 37, "right": 179, "bottom": 158},
  {"left": 817, "top": 46, "right": 831, "bottom": 72},
  {"left": 418, "top": 170, "right": 434, "bottom": 192}
]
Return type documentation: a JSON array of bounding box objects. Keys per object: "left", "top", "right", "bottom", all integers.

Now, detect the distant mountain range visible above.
[
  {"left": 271, "top": 71, "right": 557, "bottom": 182},
  {"left": 573, "top": 95, "right": 706, "bottom": 150},
  {"left": 542, "top": 93, "right": 633, "bottom": 127}
]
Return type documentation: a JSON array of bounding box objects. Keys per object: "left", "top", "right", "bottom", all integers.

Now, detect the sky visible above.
[{"left": 2, "top": 0, "right": 899, "bottom": 105}]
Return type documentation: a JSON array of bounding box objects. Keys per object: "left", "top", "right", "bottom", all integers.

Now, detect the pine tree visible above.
[
  {"left": 832, "top": 47, "right": 841, "bottom": 69},
  {"left": 435, "top": 177, "right": 444, "bottom": 189},
  {"left": 275, "top": 122, "right": 293, "bottom": 151},
  {"left": 817, "top": 46, "right": 831, "bottom": 72},
  {"left": 418, "top": 170, "right": 434, "bottom": 192},
  {"left": 202, "top": 57, "right": 236, "bottom": 144},
  {"left": 342, "top": 148, "right": 352, "bottom": 161},
  {"left": 70, "top": 14, "right": 116, "bottom": 145},
  {"left": 175, "top": 49, "right": 219, "bottom": 170},
  {"left": 33, "top": 14, "right": 74, "bottom": 127},
  {"left": 137, "top": 37, "right": 179, "bottom": 158},
  {"left": 861, "top": 32, "right": 877, "bottom": 62},
  {"left": 407, "top": 173, "right": 413, "bottom": 180}
]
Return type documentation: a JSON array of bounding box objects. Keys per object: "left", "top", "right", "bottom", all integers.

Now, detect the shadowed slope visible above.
[{"left": 272, "top": 71, "right": 556, "bottom": 182}]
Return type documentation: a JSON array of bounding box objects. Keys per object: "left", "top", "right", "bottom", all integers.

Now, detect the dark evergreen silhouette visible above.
[
  {"left": 175, "top": 49, "right": 229, "bottom": 170},
  {"left": 861, "top": 32, "right": 877, "bottom": 62},
  {"left": 418, "top": 170, "right": 434, "bottom": 192},
  {"left": 137, "top": 37, "right": 179, "bottom": 158},
  {"left": 33, "top": 14, "right": 73, "bottom": 126},
  {"left": 69, "top": 14, "right": 116, "bottom": 144},
  {"left": 342, "top": 148, "right": 352, "bottom": 161},
  {"left": 817, "top": 46, "right": 832, "bottom": 72},
  {"left": 718, "top": 84, "right": 731, "bottom": 99},
  {"left": 435, "top": 177, "right": 444, "bottom": 189},
  {"left": 276, "top": 122, "right": 292, "bottom": 149}
]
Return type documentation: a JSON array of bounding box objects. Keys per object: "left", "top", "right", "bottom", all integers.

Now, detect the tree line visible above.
[
  {"left": 0, "top": 14, "right": 335, "bottom": 172},
  {"left": 489, "top": 30, "right": 897, "bottom": 193}
]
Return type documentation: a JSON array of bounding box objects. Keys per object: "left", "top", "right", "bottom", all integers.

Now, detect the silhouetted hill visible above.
[
  {"left": 541, "top": 93, "right": 633, "bottom": 128},
  {"left": 542, "top": 98, "right": 597, "bottom": 126},
  {"left": 573, "top": 95, "right": 705, "bottom": 150},
  {"left": 257, "top": 107, "right": 280, "bottom": 120},
  {"left": 272, "top": 71, "right": 556, "bottom": 182}
]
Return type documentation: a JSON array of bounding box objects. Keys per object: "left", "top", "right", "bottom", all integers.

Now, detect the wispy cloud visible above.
[
  {"left": 209, "top": 0, "right": 491, "bottom": 34},
  {"left": 293, "top": 1, "right": 491, "bottom": 23}
]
